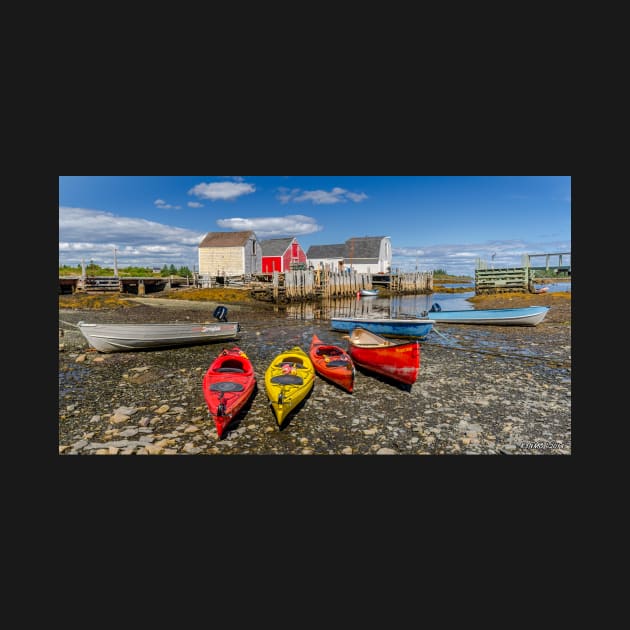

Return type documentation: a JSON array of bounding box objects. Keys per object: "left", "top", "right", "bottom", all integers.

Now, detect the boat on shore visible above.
[
  {"left": 425, "top": 304, "right": 549, "bottom": 326},
  {"left": 202, "top": 347, "right": 256, "bottom": 438},
  {"left": 330, "top": 317, "right": 434, "bottom": 339},
  {"left": 347, "top": 328, "right": 420, "bottom": 386},
  {"left": 309, "top": 334, "right": 355, "bottom": 393},
  {"left": 359, "top": 289, "right": 379, "bottom": 297},
  {"left": 77, "top": 320, "right": 240, "bottom": 352},
  {"left": 264, "top": 346, "right": 316, "bottom": 427}
]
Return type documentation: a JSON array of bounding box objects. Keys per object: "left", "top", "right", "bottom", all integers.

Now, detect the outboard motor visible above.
[
  {"left": 213, "top": 305, "right": 228, "bottom": 322},
  {"left": 429, "top": 303, "right": 442, "bottom": 313}
]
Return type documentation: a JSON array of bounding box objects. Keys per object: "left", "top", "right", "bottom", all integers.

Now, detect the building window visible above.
[{"left": 252, "top": 241, "right": 256, "bottom": 255}]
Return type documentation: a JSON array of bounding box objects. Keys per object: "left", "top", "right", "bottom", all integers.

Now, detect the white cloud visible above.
[
  {"left": 392, "top": 239, "right": 571, "bottom": 275},
  {"left": 277, "top": 187, "right": 368, "bottom": 205},
  {"left": 187, "top": 201, "right": 204, "bottom": 208},
  {"left": 345, "top": 191, "right": 369, "bottom": 202},
  {"left": 189, "top": 181, "right": 256, "bottom": 201},
  {"left": 59, "top": 206, "right": 205, "bottom": 267},
  {"left": 154, "top": 199, "right": 182, "bottom": 209},
  {"left": 216, "top": 214, "right": 323, "bottom": 237}
]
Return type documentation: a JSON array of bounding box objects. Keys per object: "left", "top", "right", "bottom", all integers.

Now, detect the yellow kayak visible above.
[{"left": 264, "top": 346, "right": 316, "bottom": 427}]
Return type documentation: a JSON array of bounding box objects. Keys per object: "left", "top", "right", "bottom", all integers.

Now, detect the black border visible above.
[{"left": 53, "top": 123, "right": 576, "bottom": 525}]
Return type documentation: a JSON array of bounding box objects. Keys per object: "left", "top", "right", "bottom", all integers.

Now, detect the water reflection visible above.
[
  {"left": 283, "top": 281, "right": 571, "bottom": 321},
  {"left": 284, "top": 293, "right": 472, "bottom": 321}
]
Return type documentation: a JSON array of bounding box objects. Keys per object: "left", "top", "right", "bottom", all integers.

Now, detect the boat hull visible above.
[
  {"left": 264, "top": 347, "right": 315, "bottom": 426},
  {"left": 202, "top": 347, "right": 256, "bottom": 438},
  {"left": 347, "top": 328, "right": 420, "bottom": 386},
  {"left": 359, "top": 289, "right": 379, "bottom": 297},
  {"left": 77, "top": 321, "right": 240, "bottom": 353},
  {"left": 309, "top": 334, "right": 355, "bottom": 393},
  {"left": 331, "top": 317, "right": 434, "bottom": 339},
  {"left": 427, "top": 306, "right": 549, "bottom": 326}
]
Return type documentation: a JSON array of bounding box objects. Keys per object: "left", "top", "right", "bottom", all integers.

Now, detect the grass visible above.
[
  {"left": 58, "top": 293, "right": 139, "bottom": 309},
  {"left": 165, "top": 287, "right": 259, "bottom": 304},
  {"left": 469, "top": 291, "right": 571, "bottom": 305}
]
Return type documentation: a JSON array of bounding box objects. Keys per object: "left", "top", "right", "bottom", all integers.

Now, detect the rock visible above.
[
  {"left": 155, "top": 405, "right": 170, "bottom": 415},
  {"left": 376, "top": 448, "right": 397, "bottom": 455},
  {"left": 341, "top": 447, "right": 353, "bottom": 455},
  {"left": 118, "top": 428, "right": 139, "bottom": 438},
  {"left": 109, "top": 413, "right": 130, "bottom": 425},
  {"left": 113, "top": 406, "right": 138, "bottom": 416},
  {"left": 143, "top": 444, "right": 164, "bottom": 455}
]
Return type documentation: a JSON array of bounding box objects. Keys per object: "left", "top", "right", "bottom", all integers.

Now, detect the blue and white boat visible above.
[
  {"left": 330, "top": 317, "right": 435, "bottom": 339},
  {"left": 424, "top": 304, "right": 550, "bottom": 326}
]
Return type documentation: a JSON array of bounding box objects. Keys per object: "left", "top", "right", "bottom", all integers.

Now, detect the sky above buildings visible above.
[{"left": 59, "top": 175, "right": 571, "bottom": 275}]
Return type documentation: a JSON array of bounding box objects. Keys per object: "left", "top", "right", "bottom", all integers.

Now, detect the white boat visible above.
[
  {"left": 77, "top": 321, "right": 240, "bottom": 353},
  {"left": 425, "top": 305, "right": 549, "bottom": 326},
  {"left": 359, "top": 289, "right": 379, "bottom": 297}
]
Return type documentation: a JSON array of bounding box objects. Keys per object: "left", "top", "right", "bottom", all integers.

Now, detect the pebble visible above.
[{"left": 59, "top": 299, "right": 571, "bottom": 456}]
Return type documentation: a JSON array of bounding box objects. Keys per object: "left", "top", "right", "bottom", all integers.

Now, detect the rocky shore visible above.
[{"left": 59, "top": 293, "right": 571, "bottom": 455}]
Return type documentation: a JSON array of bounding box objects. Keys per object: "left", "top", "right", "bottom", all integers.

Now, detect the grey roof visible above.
[
  {"left": 343, "top": 237, "right": 385, "bottom": 262},
  {"left": 259, "top": 238, "right": 294, "bottom": 257},
  {"left": 307, "top": 244, "right": 345, "bottom": 258},
  {"left": 199, "top": 231, "right": 256, "bottom": 248},
  {"left": 307, "top": 237, "right": 387, "bottom": 261}
]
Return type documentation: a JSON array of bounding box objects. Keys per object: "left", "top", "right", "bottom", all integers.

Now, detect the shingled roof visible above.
[
  {"left": 259, "top": 238, "right": 294, "bottom": 257},
  {"left": 306, "top": 244, "right": 346, "bottom": 258},
  {"left": 198, "top": 231, "right": 256, "bottom": 248},
  {"left": 343, "top": 237, "right": 385, "bottom": 262},
  {"left": 307, "top": 237, "right": 386, "bottom": 261}
]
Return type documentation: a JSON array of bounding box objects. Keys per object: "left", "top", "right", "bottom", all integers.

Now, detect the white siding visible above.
[{"left": 199, "top": 247, "right": 246, "bottom": 276}]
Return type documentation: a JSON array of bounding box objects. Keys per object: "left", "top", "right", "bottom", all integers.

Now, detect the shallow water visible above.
[
  {"left": 283, "top": 291, "right": 476, "bottom": 320},
  {"left": 283, "top": 281, "right": 572, "bottom": 321}
]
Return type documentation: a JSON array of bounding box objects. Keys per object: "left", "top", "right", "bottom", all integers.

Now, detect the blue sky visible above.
[{"left": 59, "top": 176, "right": 571, "bottom": 275}]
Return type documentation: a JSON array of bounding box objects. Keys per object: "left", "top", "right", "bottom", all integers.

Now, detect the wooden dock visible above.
[
  {"left": 58, "top": 276, "right": 190, "bottom": 295},
  {"left": 475, "top": 267, "right": 532, "bottom": 294},
  {"left": 250, "top": 270, "right": 433, "bottom": 302}
]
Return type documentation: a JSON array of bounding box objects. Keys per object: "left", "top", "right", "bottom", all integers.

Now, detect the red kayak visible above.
[
  {"left": 202, "top": 347, "right": 256, "bottom": 438},
  {"left": 309, "top": 334, "right": 355, "bottom": 393},
  {"left": 347, "top": 327, "right": 420, "bottom": 386}
]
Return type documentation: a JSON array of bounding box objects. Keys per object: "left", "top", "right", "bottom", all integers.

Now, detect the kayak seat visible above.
[
  {"left": 317, "top": 349, "right": 341, "bottom": 357},
  {"left": 276, "top": 362, "right": 307, "bottom": 370},
  {"left": 326, "top": 360, "right": 349, "bottom": 367},
  {"left": 271, "top": 375, "right": 304, "bottom": 385},
  {"left": 216, "top": 359, "right": 245, "bottom": 373},
  {"left": 209, "top": 382, "right": 245, "bottom": 392}
]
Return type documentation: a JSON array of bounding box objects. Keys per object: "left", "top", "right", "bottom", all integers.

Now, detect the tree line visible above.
[{"left": 59, "top": 263, "right": 193, "bottom": 278}]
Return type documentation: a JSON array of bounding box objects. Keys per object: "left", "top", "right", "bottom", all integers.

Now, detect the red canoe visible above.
[
  {"left": 309, "top": 334, "right": 355, "bottom": 393},
  {"left": 347, "top": 327, "right": 420, "bottom": 386},
  {"left": 202, "top": 347, "right": 256, "bottom": 438}
]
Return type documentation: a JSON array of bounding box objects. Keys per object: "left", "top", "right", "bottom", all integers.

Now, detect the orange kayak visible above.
[
  {"left": 309, "top": 334, "right": 355, "bottom": 393},
  {"left": 347, "top": 327, "right": 420, "bottom": 386}
]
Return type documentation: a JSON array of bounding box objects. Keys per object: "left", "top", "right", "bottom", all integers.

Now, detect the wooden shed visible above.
[
  {"left": 307, "top": 236, "right": 392, "bottom": 274},
  {"left": 198, "top": 231, "right": 262, "bottom": 277},
  {"left": 260, "top": 237, "right": 307, "bottom": 273}
]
